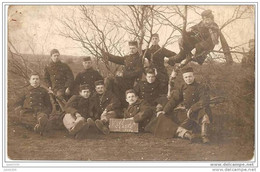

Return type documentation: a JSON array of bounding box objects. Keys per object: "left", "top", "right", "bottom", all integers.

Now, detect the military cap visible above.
[
  {"left": 79, "top": 84, "right": 90, "bottom": 91},
  {"left": 151, "top": 33, "right": 159, "bottom": 38},
  {"left": 125, "top": 89, "right": 137, "bottom": 97},
  {"left": 29, "top": 72, "right": 40, "bottom": 78},
  {"left": 128, "top": 41, "right": 138, "bottom": 46},
  {"left": 181, "top": 67, "right": 194, "bottom": 74},
  {"left": 83, "top": 56, "right": 92, "bottom": 61},
  {"left": 201, "top": 10, "right": 214, "bottom": 19},
  {"left": 50, "top": 49, "right": 60, "bottom": 56},
  {"left": 145, "top": 68, "right": 156, "bottom": 75},
  {"left": 94, "top": 80, "right": 105, "bottom": 86}
]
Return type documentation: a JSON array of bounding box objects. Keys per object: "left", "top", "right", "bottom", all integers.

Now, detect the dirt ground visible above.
[{"left": 7, "top": 116, "right": 254, "bottom": 161}]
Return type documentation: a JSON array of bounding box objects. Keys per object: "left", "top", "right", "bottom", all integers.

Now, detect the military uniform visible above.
[
  {"left": 14, "top": 85, "right": 52, "bottom": 129},
  {"left": 105, "top": 51, "right": 143, "bottom": 107},
  {"left": 145, "top": 45, "right": 176, "bottom": 94},
  {"left": 124, "top": 98, "right": 154, "bottom": 132},
  {"left": 63, "top": 94, "right": 93, "bottom": 135},
  {"left": 44, "top": 60, "right": 74, "bottom": 99},
  {"left": 163, "top": 81, "right": 212, "bottom": 139},
  {"left": 73, "top": 68, "right": 103, "bottom": 94},
  {"left": 168, "top": 20, "right": 219, "bottom": 65},
  {"left": 65, "top": 95, "right": 92, "bottom": 119},
  {"left": 90, "top": 90, "right": 121, "bottom": 120},
  {"left": 134, "top": 79, "right": 163, "bottom": 106}
]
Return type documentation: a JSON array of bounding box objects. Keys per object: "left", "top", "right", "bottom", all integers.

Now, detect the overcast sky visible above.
[{"left": 8, "top": 5, "right": 255, "bottom": 61}]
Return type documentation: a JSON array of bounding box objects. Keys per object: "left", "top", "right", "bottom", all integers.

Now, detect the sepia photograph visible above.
[{"left": 2, "top": 1, "right": 258, "bottom": 171}]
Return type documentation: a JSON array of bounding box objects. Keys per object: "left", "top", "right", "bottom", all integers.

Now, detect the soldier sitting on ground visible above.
[
  {"left": 101, "top": 41, "right": 143, "bottom": 108},
  {"left": 168, "top": 10, "right": 219, "bottom": 66},
  {"left": 157, "top": 67, "right": 212, "bottom": 144},
  {"left": 72, "top": 56, "right": 103, "bottom": 94},
  {"left": 124, "top": 89, "right": 155, "bottom": 132},
  {"left": 63, "top": 84, "right": 97, "bottom": 139},
  {"left": 44, "top": 49, "right": 74, "bottom": 105},
  {"left": 14, "top": 73, "right": 52, "bottom": 135},
  {"left": 134, "top": 68, "right": 167, "bottom": 107},
  {"left": 90, "top": 80, "right": 122, "bottom": 135}
]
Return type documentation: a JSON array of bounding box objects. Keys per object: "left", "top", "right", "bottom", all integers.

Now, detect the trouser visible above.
[
  {"left": 63, "top": 113, "right": 86, "bottom": 135},
  {"left": 19, "top": 110, "right": 48, "bottom": 130},
  {"left": 169, "top": 32, "right": 214, "bottom": 65},
  {"left": 178, "top": 112, "right": 211, "bottom": 138}
]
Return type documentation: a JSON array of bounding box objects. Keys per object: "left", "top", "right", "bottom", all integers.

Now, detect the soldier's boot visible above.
[
  {"left": 69, "top": 117, "right": 86, "bottom": 135},
  {"left": 95, "top": 119, "right": 110, "bottom": 135},
  {"left": 34, "top": 115, "right": 48, "bottom": 136},
  {"left": 201, "top": 123, "right": 210, "bottom": 144},
  {"left": 75, "top": 123, "right": 90, "bottom": 140}
]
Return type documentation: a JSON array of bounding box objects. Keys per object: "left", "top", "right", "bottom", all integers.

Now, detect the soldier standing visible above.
[
  {"left": 72, "top": 56, "right": 103, "bottom": 94},
  {"left": 168, "top": 10, "right": 220, "bottom": 66},
  {"left": 44, "top": 49, "right": 74, "bottom": 104},
  {"left": 14, "top": 73, "right": 52, "bottom": 135},
  {"left": 101, "top": 41, "right": 143, "bottom": 108},
  {"left": 145, "top": 33, "right": 176, "bottom": 95},
  {"left": 157, "top": 67, "right": 212, "bottom": 143}
]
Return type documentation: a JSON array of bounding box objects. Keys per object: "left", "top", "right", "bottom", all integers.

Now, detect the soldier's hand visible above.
[
  {"left": 65, "top": 88, "right": 70, "bottom": 95},
  {"left": 75, "top": 113, "right": 82, "bottom": 118},
  {"left": 156, "top": 111, "right": 165, "bottom": 117},
  {"left": 125, "top": 117, "right": 134, "bottom": 120}
]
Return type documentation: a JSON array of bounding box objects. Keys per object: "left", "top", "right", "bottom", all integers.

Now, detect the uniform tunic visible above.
[
  {"left": 65, "top": 95, "right": 92, "bottom": 119},
  {"left": 15, "top": 85, "right": 52, "bottom": 115},
  {"left": 163, "top": 81, "right": 212, "bottom": 130},
  {"left": 44, "top": 61, "right": 74, "bottom": 92},
  {"left": 73, "top": 68, "right": 103, "bottom": 93},
  {"left": 14, "top": 85, "right": 52, "bottom": 128},
  {"left": 124, "top": 99, "right": 154, "bottom": 131},
  {"left": 90, "top": 90, "right": 121, "bottom": 120},
  {"left": 134, "top": 79, "right": 162, "bottom": 106}
]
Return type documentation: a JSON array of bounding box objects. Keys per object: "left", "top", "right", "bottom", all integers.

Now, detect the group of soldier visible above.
[{"left": 13, "top": 9, "right": 255, "bottom": 144}]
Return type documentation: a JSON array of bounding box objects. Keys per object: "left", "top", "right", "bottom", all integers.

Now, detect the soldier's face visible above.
[
  {"left": 29, "top": 75, "right": 40, "bottom": 88},
  {"left": 126, "top": 93, "right": 138, "bottom": 105},
  {"left": 183, "top": 72, "right": 195, "bottom": 85},
  {"left": 83, "top": 61, "right": 92, "bottom": 69},
  {"left": 202, "top": 17, "right": 213, "bottom": 26},
  {"left": 51, "top": 53, "right": 60, "bottom": 63},
  {"left": 146, "top": 73, "right": 156, "bottom": 83},
  {"left": 151, "top": 36, "right": 159, "bottom": 45},
  {"left": 95, "top": 85, "right": 105, "bottom": 95},
  {"left": 80, "top": 89, "right": 91, "bottom": 98},
  {"left": 129, "top": 45, "right": 138, "bottom": 54}
]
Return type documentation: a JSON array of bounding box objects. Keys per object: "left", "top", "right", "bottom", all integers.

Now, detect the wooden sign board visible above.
[{"left": 109, "top": 118, "right": 139, "bottom": 133}]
